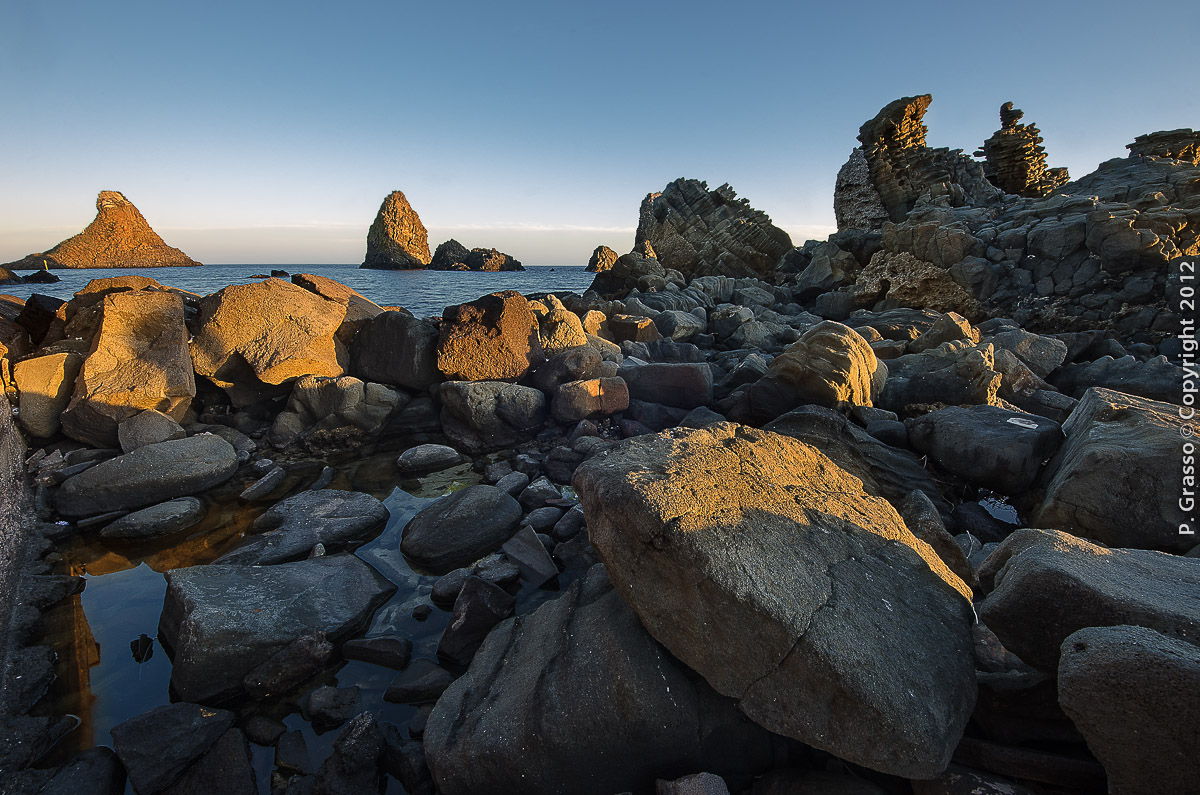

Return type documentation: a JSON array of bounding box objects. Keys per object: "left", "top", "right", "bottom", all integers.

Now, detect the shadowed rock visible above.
[{"left": 3, "top": 191, "right": 200, "bottom": 270}]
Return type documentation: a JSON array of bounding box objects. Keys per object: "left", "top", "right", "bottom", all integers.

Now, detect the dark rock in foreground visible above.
[
  {"left": 399, "top": 484, "right": 523, "bottom": 574},
  {"left": 158, "top": 554, "right": 395, "bottom": 703},
  {"left": 109, "top": 703, "right": 234, "bottom": 795},
  {"left": 425, "top": 565, "right": 773, "bottom": 795}
]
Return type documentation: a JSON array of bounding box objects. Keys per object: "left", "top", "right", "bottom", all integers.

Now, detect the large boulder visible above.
[
  {"left": 215, "top": 490, "right": 388, "bottom": 566},
  {"left": 109, "top": 703, "right": 234, "bottom": 795},
  {"left": 537, "top": 295, "right": 589, "bottom": 356},
  {"left": 634, "top": 180, "right": 793, "bottom": 280},
  {"left": 13, "top": 351, "right": 83, "bottom": 438},
  {"left": 439, "top": 381, "right": 547, "bottom": 454},
  {"left": 351, "top": 310, "right": 441, "bottom": 390},
  {"left": 618, "top": 361, "right": 712, "bottom": 409},
  {"left": 190, "top": 278, "right": 347, "bottom": 407},
  {"left": 436, "top": 291, "right": 543, "bottom": 381},
  {"left": 1058, "top": 625, "right": 1200, "bottom": 795},
  {"left": 587, "top": 252, "right": 667, "bottom": 299},
  {"left": 55, "top": 435, "right": 238, "bottom": 518},
  {"left": 551, "top": 377, "right": 630, "bottom": 423},
  {"left": 573, "top": 423, "right": 976, "bottom": 778},
  {"left": 977, "top": 529, "right": 1200, "bottom": 672},
  {"left": 851, "top": 251, "right": 981, "bottom": 318},
  {"left": 877, "top": 341, "right": 1002, "bottom": 413},
  {"left": 907, "top": 405, "right": 1063, "bottom": 495},
  {"left": 361, "top": 190, "right": 432, "bottom": 269},
  {"left": 58, "top": 290, "right": 195, "bottom": 448},
  {"left": 2, "top": 190, "right": 200, "bottom": 269},
  {"left": 1032, "top": 387, "right": 1190, "bottom": 551},
  {"left": 399, "top": 485, "right": 523, "bottom": 574},
  {"left": 267, "top": 374, "right": 403, "bottom": 448},
  {"left": 158, "top": 554, "right": 395, "bottom": 703},
  {"left": 425, "top": 565, "right": 772, "bottom": 795}
]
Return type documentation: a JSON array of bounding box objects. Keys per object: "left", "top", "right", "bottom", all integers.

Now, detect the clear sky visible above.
[{"left": 1, "top": 0, "right": 1196, "bottom": 265}]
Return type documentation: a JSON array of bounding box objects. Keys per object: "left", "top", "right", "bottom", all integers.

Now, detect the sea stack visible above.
[
  {"left": 361, "top": 190, "right": 432, "bottom": 270},
  {"left": 3, "top": 190, "right": 200, "bottom": 269}
]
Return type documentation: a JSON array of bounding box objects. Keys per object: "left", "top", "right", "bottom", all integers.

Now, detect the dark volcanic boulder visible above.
[
  {"left": 99, "top": 497, "right": 206, "bottom": 541},
  {"left": 587, "top": 252, "right": 667, "bottom": 299},
  {"left": 59, "top": 289, "right": 196, "bottom": 448},
  {"left": 1058, "top": 625, "right": 1200, "bottom": 795},
  {"left": 1032, "top": 387, "right": 1190, "bottom": 551},
  {"left": 55, "top": 435, "right": 237, "bottom": 518},
  {"left": 361, "top": 190, "right": 432, "bottom": 270},
  {"left": 635, "top": 180, "right": 792, "bottom": 280},
  {"left": 977, "top": 529, "right": 1200, "bottom": 672},
  {"left": 585, "top": 244, "right": 619, "bottom": 272},
  {"left": 424, "top": 565, "right": 773, "bottom": 795},
  {"left": 573, "top": 423, "right": 975, "bottom": 778},
  {"left": 439, "top": 380, "right": 547, "bottom": 453},
  {"left": 109, "top": 703, "right": 235, "bottom": 795},
  {"left": 399, "top": 485, "right": 523, "bottom": 574},
  {"left": 159, "top": 554, "right": 395, "bottom": 703},
  {"left": 3, "top": 190, "right": 200, "bottom": 269},
  {"left": 436, "top": 291, "right": 543, "bottom": 381},
  {"left": 429, "top": 239, "right": 471, "bottom": 269},
  {"left": 428, "top": 240, "right": 523, "bottom": 271},
  {"left": 190, "top": 278, "right": 347, "bottom": 407},
  {"left": 907, "top": 405, "right": 1063, "bottom": 495},
  {"left": 351, "top": 311, "right": 441, "bottom": 390}
]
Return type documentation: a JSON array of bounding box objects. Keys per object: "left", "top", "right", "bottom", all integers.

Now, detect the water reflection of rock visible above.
[{"left": 37, "top": 581, "right": 100, "bottom": 755}]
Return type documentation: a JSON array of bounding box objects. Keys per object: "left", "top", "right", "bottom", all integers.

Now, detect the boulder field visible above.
[{"left": 0, "top": 98, "right": 1195, "bottom": 794}]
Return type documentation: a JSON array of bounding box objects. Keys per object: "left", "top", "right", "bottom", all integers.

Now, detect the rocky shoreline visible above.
[{"left": 0, "top": 97, "right": 1196, "bottom": 794}]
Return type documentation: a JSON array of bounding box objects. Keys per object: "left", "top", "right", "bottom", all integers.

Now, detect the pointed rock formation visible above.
[
  {"left": 361, "top": 191, "right": 432, "bottom": 270},
  {"left": 975, "top": 102, "right": 1069, "bottom": 197},
  {"left": 584, "top": 245, "right": 618, "bottom": 273},
  {"left": 634, "top": 180, "right": 792, "bottom": 280},
  {"left": 3, "top": 191, "right": 200, "bottom": 269}
]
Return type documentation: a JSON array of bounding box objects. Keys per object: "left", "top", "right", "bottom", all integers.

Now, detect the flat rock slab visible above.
[
  {"left": 98, "top": 497, "right": 206, "bottom": 541},
  {"left": 573, "top": 422, "right": 976, "bottom": 779},
  {"left": 215, "top": 489, "right": 388, "bottom": 566},
  {"left": 1032, "top": 386, "right": 1192, "bottom": 551},
  {"left": 1058, "top": 625, "right": 1200, "bottom": 795},
  {"left": 158, "top": 554, "right": 395, "bottom": 703},
  {"left": 110, "top": 702, "right": 234, "bottom": 795},
  {"left": 56, "top": 434, "right": 237, "bottom": 518},
  {"left": 978, "top": 528, "right": 1200, "bottom": 671}
]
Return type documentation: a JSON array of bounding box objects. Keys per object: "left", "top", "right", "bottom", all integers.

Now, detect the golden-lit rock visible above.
[
  {"left": 437, "top": 291, "right": 544, "bottom": 382},
  {"left": 361, "top": 190, "right": 431, "bottom": 270}
]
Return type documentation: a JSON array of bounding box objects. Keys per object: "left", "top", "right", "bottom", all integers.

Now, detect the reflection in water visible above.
[{"left": 130, "top": 634, "right": 154, "bottom": 664}]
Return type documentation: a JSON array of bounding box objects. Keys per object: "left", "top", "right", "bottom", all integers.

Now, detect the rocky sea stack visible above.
[
  {"left": 360, "top": 190, "right": 432, "bottom": 270},
  {"left": 3, "top": 190, "right": 200, "bottom": 269}
]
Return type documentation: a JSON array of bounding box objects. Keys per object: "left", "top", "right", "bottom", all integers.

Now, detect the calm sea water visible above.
[{"left": 2, "top": 264, "right": 596, "bottom": 318}]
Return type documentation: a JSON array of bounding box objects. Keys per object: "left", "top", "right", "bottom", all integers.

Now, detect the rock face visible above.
[
  {"left": 977, "top": 529, "right": 1200, "bottom": 672},
  {"left": 1058, "top": 625, "right": 1200, "bottom": 795},
  {"left": 587, "top": 252, "right": 667, "bottom": 299},
  {"left": 1033, "top": 387, "right": 1190, "bottom": 551},
  {"left": 573, "top": 423, "right": 976, "bottom": 778},
  {"left": 2, "top": 191, "right": 200, "bottom": 269},
  {"left": 55, "top": 434, "right": 238, "bottom": 517},
  {"left": 159, "top": 554, "right": 395, "bottom": 703},
  {"left": 428, "top": 239, "right": 470, "bottom": 269},
  {"left": 439, "top": 381, "right": 547, "bottom": 453},
  {"left": 975, "top": 102, "right": 1069, "bottom": 198},
  {"left": 109, "top": 703, "right": 235, "bottom": 795},
  {"left": 361, "top": 191, "right": 432, "bottom": 270},
  {"left": 13, "top": 352, "right": 83, "bottom": 438},
  {"left": 1126, "top": 128, "right": 1200, "bottom": 164},
  {"left": 351, "top": 311, "right": 441, "bottom": 390},
  {"left": 424, "top": 565, "right": 773, "bottom": 795},
  {"left": 852, "top": 250, "right": 981, "bottom": 318},
  {"left": 854, "top": 95, "right": 1000, "bottom": 223},
  {"left": 428, "top": 240, "right": 524, "bottom": 271},
  {"left": 634, "top": 180, "right": 793, "bottom": 280},
  {"left": 59, "top": 290, "right": 196, "bottom": 447},
  {"left": 190, "top": 278, "right": 347, "bottom": 407},
  {"left": 437, "top": 291, "right": 543, "bottom": 381},
  {"left": 833, "top": 148, "right": 890, "bottom": 232},
  {"left": 585, "top": 245, "right": 618, "bottom": 272}
]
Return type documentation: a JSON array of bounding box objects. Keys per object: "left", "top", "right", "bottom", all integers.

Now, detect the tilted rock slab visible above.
[
  {"left": 361, "top": 190, "right": 431, "bottom": 269},
  {"left": 573, "top": 422, "right": 976, "bottom": 778},
  {"left": 190, "top": 278, "right": 347, "bottom": 407},
  {"left": 159, "top": 554, "right": 395, "bottom": 703},
  {"left": 2, "top": 190, "right": 200, "bottom": 269},
  {"left": 425, "top": 565, "right": 772, "bottom": 795},
  {"left": 60, "top": 289, "right": 195, "bottom": 447}
]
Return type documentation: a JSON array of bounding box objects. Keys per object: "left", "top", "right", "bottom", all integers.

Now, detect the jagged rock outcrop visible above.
[
  {"left": 428, "top": 240, "right": 524, "bottom": 271},
  {"left": 634, "top": 180, "right": 792, "bottom": 280},
  {"left": 851, "top": 250, "right": 982, "bottom": 318},
  {"left": 833, "top": 148, "right": 890, "bottom": 231},
  {"left": 851, "top": 95, "right": 1000, "bottom": 224},
  {"left": 975, "top": 102, "right": 1070, "bottom": 198},
  {"left": 3, "top": 191, "right": 200, "bottom": 269},
  {"left": 1127, "top": 128, "right": 1200, "bottom": 165},
  {"left": 361, "top": 191, "right": 432, "bottom": 270},
  {"left": 585, "top": 245, "right": 618, "bottom": 272}
]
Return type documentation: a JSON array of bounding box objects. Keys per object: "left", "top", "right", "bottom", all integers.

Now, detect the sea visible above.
[{"left": 0, "top": 263, "right": 597, "bottom": 318}]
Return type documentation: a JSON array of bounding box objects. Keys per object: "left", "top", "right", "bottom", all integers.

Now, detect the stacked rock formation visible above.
[
  {"left": 1127, "top": 128, "right": 1200, "bottom": 165},
  {"left": 361, "top": 190, "right": 432, "bottom": 270},
  {"left": 634, "top": 180, "right": 792, "bottom": 280},
  {"left": 3, "top": 191, "right": 200, "bottom": 269},
  {"left": 975, "top": 102, "right": 1069, "bottom": 197},
  {"left": 429, "top": 240, "right": 524, "bottom": 271}
]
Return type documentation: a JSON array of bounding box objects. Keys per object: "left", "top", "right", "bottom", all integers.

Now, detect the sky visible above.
[{"left": 1, "top": 0, "right": 1196, "bottom": 266}]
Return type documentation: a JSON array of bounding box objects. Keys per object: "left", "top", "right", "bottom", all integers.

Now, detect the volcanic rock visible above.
[
  {"left": 109, "top": 703, "right": 235, "bottom": 795},
  {"left": 588, "top": 252, "right": 667, "bottom": 299},
  {"left": 158, "top": 554, "right": 396, "bottom": 703},
  {"left": 13, "top": 351, "right": 83, "bottom": 438},
  {"left": 439, "top": 380, "right": 547, "bottom": 453},
  {"left": 429, "top": 239, "right": 470, "bottom": 269},
  {"left": 852, "top": 250, "right": 981, "bottom": 318},
  {"left": 361, "top": 191, "right": 432, "bottom": 270},
  {"left": 428, "top": 240, "right": 524, "bottom": 271},
  {"left": 634, "top": 180, "right": 792, "bottom": 280},
  {"left": 573, "top": 423, "right": 975, "bottom": 778},
  {"left": 585, "top": 244, "right": 619, "bottom": 272},
  {"left": 834, "top": 148, "right": 891, "bottom": 232},
  {"left": 3, "top": 191, "right": 200, "bottom": 269},
  {"left": 975, "top": 103, "right": 1070, "bottom": 198},
  {"left": 399, "top": 484, "right": 523, "bottom": 574},
  {"left": 351, "top": 310, "right": 441, "bottom": 390},
  {"left": 1126, "top": 128, "right": 1200, "bottom": 164},
  {"left": 99, "top": 497, "right": 207, "bottom": 541},
  {"left": 437, "top": 291, "right": 543, "bottom": 381}
]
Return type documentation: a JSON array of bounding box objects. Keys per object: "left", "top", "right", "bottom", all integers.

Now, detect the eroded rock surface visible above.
[{"left": 361, "top": 190, "right": 432, "bottom": 270}]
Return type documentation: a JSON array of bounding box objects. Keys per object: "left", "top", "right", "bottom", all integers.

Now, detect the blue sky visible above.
[{"left": 1, "top": 0, "right": 1196, "bottom": 265}]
